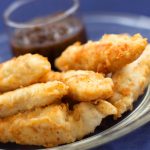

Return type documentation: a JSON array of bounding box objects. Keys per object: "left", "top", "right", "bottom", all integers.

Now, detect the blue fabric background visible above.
[{"left": 0, "top": 0, "right": 150, "bottom": 150}]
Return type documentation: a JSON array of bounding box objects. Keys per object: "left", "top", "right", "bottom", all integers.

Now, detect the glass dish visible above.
[
  {"left": 4, "top": 0, "right": 87, "bottom": 68},
  {"left": 0, "top": 13, "right": 150, "bottom": 149}
]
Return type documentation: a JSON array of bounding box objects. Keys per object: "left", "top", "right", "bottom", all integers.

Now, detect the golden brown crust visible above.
[
  {"left": 0, "top": 100, "right": 116, "bottom": 147},
  {"left": 0, "top": 81, "right": 68, "bottom": 118},
  {"left": 62, "top": 70, "right": 114, "bottom": 101},
  {"left": 40, "top": 71, "right": 62, "bottom": 82},
  {"left": 41, "top": 70, "right": 114, "bottom": 102},
  {"left": 55, "top": 34, "right": 147, "bottom": 73},
  {"left": 0, "top": 54, "right": 51, "bottom": 92},
  {"left": 109, "top": 44, "right": 150, "bottom": 117}
]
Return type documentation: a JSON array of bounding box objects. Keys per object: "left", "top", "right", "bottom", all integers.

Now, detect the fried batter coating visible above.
[
  {"left": 41, "top": 71, "right": 62, "bottom": 82},
  {"left": 55, "top": 34, "right": 147, "bottom": 73},
  {"left": 0, "top": 81, "right": 68, "bottom": 118},
  {"left": 0, "top": 100, "right": 117, "bottom": 147},
  {"left": 41, "top": 70, "right": 114, "bottom": 101},
  {"left": 62, "top": 70, "right": 114, "bottom": 101},
  {"left": 0, "top": 54, "right": 51, "bottom": 92},
  {"left": 109, "top": 44, "right": 150, "bottom": 117}
]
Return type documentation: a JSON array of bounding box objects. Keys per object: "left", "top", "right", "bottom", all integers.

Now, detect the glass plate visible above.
[{"left": 0, "top": 13, "right": 150, "bottom": 150}]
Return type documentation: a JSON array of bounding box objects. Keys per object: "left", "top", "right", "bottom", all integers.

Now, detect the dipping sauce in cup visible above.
[{"left": 4, "top": 0, "right": 87, "bottom": 68}]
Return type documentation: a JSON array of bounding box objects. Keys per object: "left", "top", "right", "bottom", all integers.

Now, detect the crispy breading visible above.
[
  {"left": 55, "top": 34, "right": 147, "bottom": 73},
  {"left": 0, "top": 54, "right": 51, "bottom": 92},
  {"left": 109, "top": 44, "right": 150, "bottom": 117},
  {"left": 0, "top": 100, "right": 117, "bottom": 147},
  {"left": 41, "top": 70, "right": 114, "bottom": 101},
  {"left": 0, "top": 81, "right": 68, "bottom": 118},
  {"left": 62, "top": 70, "right": 114, "bottom": 101},
  {"left": 41, "top": 71, "right": 62, "bottom": 82}
]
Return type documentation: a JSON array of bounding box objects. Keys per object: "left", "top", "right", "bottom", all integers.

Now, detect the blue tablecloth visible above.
[{"left": 0, "top": 0, "right": 150, "bottom": 150}]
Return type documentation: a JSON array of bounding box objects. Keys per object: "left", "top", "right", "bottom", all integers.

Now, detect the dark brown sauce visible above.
[{"left": 11, "top": 15, "right": 87, "bottom": 68}]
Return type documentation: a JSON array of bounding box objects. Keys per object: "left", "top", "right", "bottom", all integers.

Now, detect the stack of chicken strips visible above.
[{"left": 0, "top": 33, "right": 149, "bottom": 148}]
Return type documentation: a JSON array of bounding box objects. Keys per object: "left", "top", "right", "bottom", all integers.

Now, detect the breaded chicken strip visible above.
[
  {"left": 41, "top": 70, "right": 114, "bottom": 101},
  {"left": 0, "top": 54, "right": 51, "bottom": 92},
  {"left": 109, "top": 44, "right": 150, "bottom": 117},
  {"left": 0, "top": 100, "right": 117, "bottom": 147},
  {"left": 0, "top": 81, "right": 68, "bottom": 118},
  {"left": 55, "top": 34, "right": 147, "bottom": 73}
]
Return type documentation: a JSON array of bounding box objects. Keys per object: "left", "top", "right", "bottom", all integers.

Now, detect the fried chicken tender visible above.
[
  {"left": 55, "top": 34, "right": 147, "bottom": 73},
  {"left": 0, "top": 100, "right": 117, "bottom": 147},
  {"left": 109, "top": 44, "right": 150, "bottom": 117},
  {"left": 41, "top": 70, "right": 114, "bottom": 101},
  {"left": 0, "top": 81, "right": 68, "bottom": 118},
  {"left": 0, "top": 54, "right": 51, "bottom": 92}
]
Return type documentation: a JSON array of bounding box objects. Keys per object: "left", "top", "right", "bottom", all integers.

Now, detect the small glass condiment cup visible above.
[{"left": 4, "top": 0, "right": 87, "bottom": 68}]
